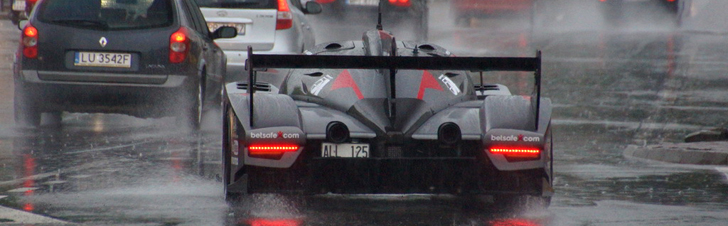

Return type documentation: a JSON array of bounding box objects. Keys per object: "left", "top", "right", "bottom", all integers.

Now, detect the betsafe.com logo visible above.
[
  {"left": 489, "top": 134, "right": 540, "bottom": 142},
  {"left": 250, "top": 131, "right": 301, "bottom": 139}
]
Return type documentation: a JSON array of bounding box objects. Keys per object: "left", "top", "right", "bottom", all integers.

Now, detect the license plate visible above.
[
  {"left": 12, "top": 0, "right": 26, "bottom": 11},
  {"left": 207, "top": 22, "right": 245, "bottom": 35},
  {"left": 74, "top": 52, "right": 132, "bottom": 68},
  {"left": 321, "top": 143, "right": 369, "bottom": 158},
  {"left": 347, "top": 0, "right": 378, "bottom": 6}
]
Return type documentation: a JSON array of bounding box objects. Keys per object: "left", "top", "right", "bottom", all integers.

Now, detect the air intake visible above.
[
  {"left": 237, "top": 82, "right": 271, "bottom": 92},
  {"left": 474, "top": 84, "right": 500, "bottom": 91}
]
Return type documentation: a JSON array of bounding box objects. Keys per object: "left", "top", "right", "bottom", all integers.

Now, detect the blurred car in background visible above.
[
  {"left": 314, "top": 0, "right": 428, "bottom": 41},
  {"left": 450, "top": 0, "right": 535, "bottom": 26},
  {"left": 197, "top": 0, "right": 322, "bottom": 82},
  {"left": 598, "top": 0, "right": 681, "bottom": 24},
  {"left": 13, "top": 0, "right": 237, "bottom": 128},
  {"left": 9, "top": 0, "right": 36, "bottom": 25}
]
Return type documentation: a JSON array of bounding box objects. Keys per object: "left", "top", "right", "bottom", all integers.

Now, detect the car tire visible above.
[
  {"left": 10, "top": 11, "right": 21, "bottom": 25},
  {"left": 601, "top": 0, "right": 623, "bottom": 26},
  {"left": 178, "top": 78, "right": 203, "bottom": 131},
  {"left": 223, "top": 101, "right": 246, "bottom": 201},
  {"left": 42, "top": 112, "right": 62, "bottom": 128},
  {"left": 14, "top": 83, "right": 41, "bottom": 127},
  {"left": 455, "top": 16, "right": 471, "bottom": 27},
  {"left": 492, "top": 194, "right": 550, "bottom": 212}
]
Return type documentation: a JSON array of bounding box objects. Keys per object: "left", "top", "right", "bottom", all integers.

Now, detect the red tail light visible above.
[
  {"left": 388, "top": 0, "right": 411, "bottom": 7},
  {"left": 315, "top": 0, "right": 336, "bottom": 3},
  {"left": 26, "top": 0, "right": 37, "bottom": 11},
  {"left": 276, "top": 0, "right": 293, "bottom": 30},
  {"left": 248, "top": 144, "right": 299, "bottom": 159},
  {"left": 169, "top": 28, "right": 190, "bottom": 63},
  {"left": 247, "top": 218, "right": 301, "bottom": 226},
  {"left": 22, "top": 24, "right": 38, "bottom": 59},
  {"left": 489, "top": 147, "right": 541, "bottom": 158}
]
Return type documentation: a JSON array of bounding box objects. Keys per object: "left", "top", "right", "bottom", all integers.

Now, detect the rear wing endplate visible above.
[{"left": 245, "top": 47, "right": 542, "bottom": 131}]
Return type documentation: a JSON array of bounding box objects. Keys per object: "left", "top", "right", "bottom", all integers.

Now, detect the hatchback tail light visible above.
[
  {"left": 315, "top": 0, "right": 336, "bottom": 3},
  {"left": 388, "top": 0, "right": 411, "bottom": 7},
  {"left": 22, "top": 24, "right": 38, "bottom": 59},
  {"left": 26, "top": 0, "right": 37, "bottom": 11},
  {"left": 276, "top": 0, "right": 293, "bottom": 30},
  {"left": 169, "top": 28, "right": 190, "bottom": 63}
]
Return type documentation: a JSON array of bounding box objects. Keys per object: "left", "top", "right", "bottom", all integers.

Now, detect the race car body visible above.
[{"left": 222, "top": 29, "right": 553, "bottom": 207}]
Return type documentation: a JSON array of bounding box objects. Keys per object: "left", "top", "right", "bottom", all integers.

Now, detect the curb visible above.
[{"left": 624, "top": 141, "right": 728, "bottom": 165}]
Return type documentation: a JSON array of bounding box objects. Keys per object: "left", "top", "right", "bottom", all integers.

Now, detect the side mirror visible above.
[
  {"left": 212, "top": 26, "right": 237, "bottom": 39},
  {"left": 18, "top": 20, "right": 29, "bottom": 30},
  {"left": 304, "top": 1, "right": 322, "bottom": 14}
]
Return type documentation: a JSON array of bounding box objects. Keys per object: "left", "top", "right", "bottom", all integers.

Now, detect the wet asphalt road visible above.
[{"left": 2, "top": 0, "right": 728, "bottom": 225}]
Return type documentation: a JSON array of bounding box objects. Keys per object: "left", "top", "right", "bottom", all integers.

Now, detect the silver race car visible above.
[{"left": 221, "top": 26, "right": 553, "bottom": 208}]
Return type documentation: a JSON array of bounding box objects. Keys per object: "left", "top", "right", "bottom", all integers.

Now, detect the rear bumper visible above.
[
  {"left": 17, "top": 70, "right": 194, "bottom": 117},
  {"left": 238, "top": 152, "right": 549, "bottom": 196}
]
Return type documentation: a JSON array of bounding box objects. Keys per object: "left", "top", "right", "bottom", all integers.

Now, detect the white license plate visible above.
[
  {"left": 12, "top": 0, "right": 26, "bottom": 11},
  {"left": 74, "top": 52, "right": 132, "bottom": 68},
  {"left": 347, "top": 0, "right": 378, "bottom": 6},
  {"left": 321, "top": 143, "right": 369, "bottom": 158},
  {"left": 207, "top": 22, "right": 245, "bottom": 35}
]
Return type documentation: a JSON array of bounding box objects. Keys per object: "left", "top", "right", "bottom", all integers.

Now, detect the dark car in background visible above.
[
  {"left": 450, "top": 0, "right": 535, "bottom": 26},
  {"left": 599, "top": 0, "right": 681, "bottom": 24},
  {"left": 13, "top": 0, "right": 237, "bottom": 129},
  {"left": 9, "top": 0, "right": 35, "bottom": 25}
]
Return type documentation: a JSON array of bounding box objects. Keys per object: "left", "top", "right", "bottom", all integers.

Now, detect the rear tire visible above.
[
  {"left": 601, "top": 0, "right": 623, "bottom": 26},
  {"left": 456, "top": 16, "right": 471, "bottom": 27},
  {"left": 492, "top": 194, "right": 550, "bottom": 212},
  {"left": 42, "top": 112, "right": 62, "bottom": 128},
  {"left": 14, "top": 83, "right": 40, "bottom": 128},
  {"left": 223, "top": 101, "right": 245, "bottom": 201},
  {"left": 178, "top": 79, "right": 203, "bottom": 131},
  {"left": 10, "top": 11, "right": 21, "bottom": 25}
]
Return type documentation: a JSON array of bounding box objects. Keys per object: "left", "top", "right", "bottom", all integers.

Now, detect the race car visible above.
[{"left": 221, "top": 27, "right": 553, "bottom": 208}]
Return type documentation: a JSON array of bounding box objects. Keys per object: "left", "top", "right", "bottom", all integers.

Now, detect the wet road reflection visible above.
[
  {"left": 225, "top": 194, "right": 552, "bottom": 226},
  {"left": 2, "top": 114, "right": 226, "bottom": 224}
]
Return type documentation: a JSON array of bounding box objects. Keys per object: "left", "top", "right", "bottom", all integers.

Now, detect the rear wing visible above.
[{"left": 245, "top": 47, "right": 542, "bottom": 131}]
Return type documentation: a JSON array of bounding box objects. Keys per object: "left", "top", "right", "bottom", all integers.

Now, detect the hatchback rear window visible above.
[
  {"left": 37, "top": 0, "right": 174, "bottom": 30},
  {"left": 195, "top": 0, "right": 275, "bottom": 9}
]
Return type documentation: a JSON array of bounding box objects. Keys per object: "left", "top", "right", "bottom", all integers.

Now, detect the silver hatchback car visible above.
[{"left": 197, "top": 0, "right": 322, "bottom": 81}]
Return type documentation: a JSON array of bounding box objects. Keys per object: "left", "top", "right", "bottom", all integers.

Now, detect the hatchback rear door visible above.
[{"left": 30, "top": 0, "right": 178, "bottom": 78}]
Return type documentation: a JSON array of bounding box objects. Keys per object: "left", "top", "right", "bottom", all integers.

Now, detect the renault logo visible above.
[
  {"left": 99, "top": 37, "right": 108, "bottom": 47},
  {"left": 217, "top": 11, "right": 227, "bottom": 17}
]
